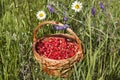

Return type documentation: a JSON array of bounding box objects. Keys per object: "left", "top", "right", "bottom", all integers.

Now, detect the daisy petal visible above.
[
  {"left": 71, "top": 1, "right": 82, "bottom": 12},
  {"left": 36, "top": 10, "right": 46, "bottom": 20}
]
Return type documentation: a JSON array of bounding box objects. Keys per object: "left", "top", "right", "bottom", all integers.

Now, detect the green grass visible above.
[{"left": 0, "top": 0, "right": 120, "bottom": 80}]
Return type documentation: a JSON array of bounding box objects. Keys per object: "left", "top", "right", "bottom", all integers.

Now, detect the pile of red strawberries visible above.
[{"left": 36, "top": 37, "right": 79, "bottom": 60}]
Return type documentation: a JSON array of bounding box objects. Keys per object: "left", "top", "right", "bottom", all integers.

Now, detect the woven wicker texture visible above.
[{"left": 32, "top": 21, "right": 83, "bottom": 77}]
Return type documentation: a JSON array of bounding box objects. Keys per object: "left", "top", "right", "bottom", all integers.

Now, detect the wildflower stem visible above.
[{"left": 53, "top": 4, "right": 84, "bottom": 25}]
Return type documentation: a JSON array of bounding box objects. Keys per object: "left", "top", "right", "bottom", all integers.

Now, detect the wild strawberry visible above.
[{"left": 36, "top": 37, "right": 79, "bottom": 60}]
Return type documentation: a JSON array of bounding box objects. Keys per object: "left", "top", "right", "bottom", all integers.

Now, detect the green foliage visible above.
[{"left": 0, "top": 0, "right": 120, "bottom": 80}]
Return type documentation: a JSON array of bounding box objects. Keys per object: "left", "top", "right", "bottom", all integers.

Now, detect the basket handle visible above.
[{"left": 33, "top": 21, "right": 81, "bottom": 44}]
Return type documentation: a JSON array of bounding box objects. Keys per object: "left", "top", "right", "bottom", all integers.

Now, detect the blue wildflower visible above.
[
  {"left": 47, "top": 5, "right": 55, "bottom": 13},
  {"left": 54, "top": 24, "right": 69, "bottom": 30},
  {"left": 91, "top": 7, "right": 96, "bottom": 16},
  {"left": 63, "top": 16, "right": 68, "bottom": 21},
  {"left": 100, "top": 2, "right": 105, "bottom": 11}
]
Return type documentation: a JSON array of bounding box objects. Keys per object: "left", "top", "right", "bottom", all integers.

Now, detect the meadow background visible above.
[{"left": 0, "top": 0, "right": 120, "bottom": 80}]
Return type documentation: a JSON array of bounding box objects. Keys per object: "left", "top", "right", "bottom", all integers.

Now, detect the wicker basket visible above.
[{"left": 32, "top": 21, "right": 83, "bottom": 78}]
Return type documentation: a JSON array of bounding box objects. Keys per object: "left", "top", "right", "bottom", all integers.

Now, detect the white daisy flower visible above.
[
  {"left": 36, "top": 11, "right": 46, "bottom": 20},
  {"left": 71, "top": 1, "right": 82, "bottom": 12}
]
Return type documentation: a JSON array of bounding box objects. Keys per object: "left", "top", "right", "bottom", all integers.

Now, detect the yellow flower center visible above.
[
  {"left": 39, "top": 13, "right": 43, "bottom": 17},
  {"left": 75, "top": 4, "right": 80, "bottom": 9}
]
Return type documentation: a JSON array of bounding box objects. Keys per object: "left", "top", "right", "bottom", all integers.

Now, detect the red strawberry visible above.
[{"left": 36, "top": 37, "right": 79, "bottom": 60}]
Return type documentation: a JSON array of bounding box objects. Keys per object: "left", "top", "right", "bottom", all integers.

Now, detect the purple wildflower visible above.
[
  {"left": 63, "top": 16, "right": 68, "bottom": 21},
  {"left": 54, "top": 24, "right": 69, "bottom": 30},
  {"left": 91, "top": 7, "right": 96, "bottom": 16},
  {"left": 63, "top": 11, "right": 68, "bottom": 21},
  {"left": 47, "top": 5, "right": 54, "bottom": 13},
  {"left": 100, "top": 2, "right": 105, "bottom": 11}
]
